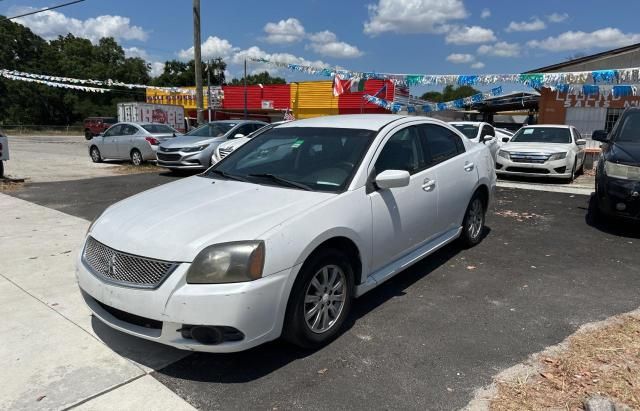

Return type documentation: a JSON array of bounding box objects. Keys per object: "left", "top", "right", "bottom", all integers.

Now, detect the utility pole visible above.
[
  {"left": 206, "top": 60, "right": 211, "bottom": 122},
  {"left": 243, "top": 59, "right": 248, "bottom": 119},
  {"left": 193, "top": 0, "right": 204, "bottom": 124}
]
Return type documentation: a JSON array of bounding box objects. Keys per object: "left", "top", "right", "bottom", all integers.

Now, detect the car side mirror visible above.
[
  {"left": 576, "top": 139, "right": 587, "bottom": 146},
  {"left": 375, "top": 170, "right": 410, "bottom": 190},
  {"left": 481, "top": 135, "right": 493, "bottom": 143},
  {"left": 592, "top": 130, "right": 608, "bottom": 142},
  {"left": 233, "top": 133, "right": 245, "bottom": 139},
  {"left": 501, "top": 137, "right": 510, "bottom": 143}
]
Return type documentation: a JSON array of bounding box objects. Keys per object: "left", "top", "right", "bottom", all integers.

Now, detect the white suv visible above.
[{"left": 77, "top": 115, "right": 496, "bottom": 352}]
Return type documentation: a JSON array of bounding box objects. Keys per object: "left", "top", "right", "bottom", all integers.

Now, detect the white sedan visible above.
[
  {"left": 77, "top": 115, "right": 496, "bottom": 352},
  {"left": 449, "top": 121, "right": 500, "bottom": 161},
  {"left": 496, "top": 125, "right": 587, "bottom": 181},
  {"left": 211, "top": 121, "right": 289, "bottom": 165}
]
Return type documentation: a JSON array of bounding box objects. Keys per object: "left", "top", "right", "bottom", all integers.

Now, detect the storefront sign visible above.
[{"left": 556, "top": 90, "right": 640, "bottom": 108}]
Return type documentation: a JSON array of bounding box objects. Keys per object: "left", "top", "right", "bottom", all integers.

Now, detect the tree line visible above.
[{"left": 0, "top": 17, "right": 285, "bottom": 126}]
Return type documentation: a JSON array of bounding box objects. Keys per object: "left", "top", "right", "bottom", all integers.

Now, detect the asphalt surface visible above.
[{"left": 6, "top": 173, "right": 640, "bottom": 410}]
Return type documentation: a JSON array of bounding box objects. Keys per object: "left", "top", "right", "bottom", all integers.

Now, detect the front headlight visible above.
[
  {"left": 186, "top": 241, "right": 265, "bottom": 284},
  {"left": 548, "top": 152, "right": 568, "bottom": 161},
  {"left": 498, "top": 150, "right": 510, "bottom": 160},
  {"left": 605, "top": 161, "right": 640, "bottom": 180},
  {"left": 182, "top": 144, "right": 209, "bottom": 153}
]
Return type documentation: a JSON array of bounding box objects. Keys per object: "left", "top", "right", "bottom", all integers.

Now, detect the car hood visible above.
[
  {"left": 90, "top": 176, "right": 334, "bottom": 262},
  {"left": 160, "top": 135, "right": 226, "bottom": 148},
  {"left": 501, "top": 142, "right": 571, "bottom": 153},
  {"left": 606, "top": 142, "right": 640, "bottom": 166}
]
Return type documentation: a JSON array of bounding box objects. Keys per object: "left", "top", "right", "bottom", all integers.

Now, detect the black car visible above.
[{"left": 592, "top": 108, "right": 640, "bottom": 221}]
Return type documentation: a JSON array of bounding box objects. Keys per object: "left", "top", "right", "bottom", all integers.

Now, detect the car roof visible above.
[
  {"left": 278, "top": 114, "right": 406, "bottom": 130},
  {"left": 449, "top": 121, "right": 485, "bottom": 126},
  {"left": 207, "top": 120, "right": 265, "bottom": 125}
]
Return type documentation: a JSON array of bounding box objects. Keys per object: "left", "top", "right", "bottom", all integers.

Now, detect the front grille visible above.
[
  {"left": 506, "top": 167, "right": 550, "bottom": 174},
  {"left": 83, "top": 236, "right": 178, "bottom": 289},
  {"left": 96, "top": 299, "right": 163, "bottom": 329},
  {"left": 157, "top": 153, "right": 182, "bottom": 161},
  {"left": 509, "top": 152, "right": 550, "bottom": 164},
  {"left": 218, "top": 147, "right": 233, "bottom": 159},
  {"left": 159, "top": 147, "right": 182, "bottom": 153}
]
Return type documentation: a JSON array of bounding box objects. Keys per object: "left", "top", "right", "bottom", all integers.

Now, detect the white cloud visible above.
[
  {"left": 124, "top": 47, "right": 149, "bottom": 60},
  {"left": 263, "top": 18, "right": 305, "bottom": 44},
  {"left": 478, "top": 42, "right": 521, "bottom": 57},
  {"left": 231, "top": 46, "right": 327, "bottom": 75},
  {"left": 364, "top": 0, "right": 467, "bottom": 35},
  {"left": 547, "top": 12, "right": 569, "bottom": 23},
  {"left": 506, "top": 18, "right": 546, "bottom": 32},
  {"left": 446, "top": 53, "right": 475, "bottom": 64},
  {"left": 527, "top": 28, "right": 640, "bottom": 51},
  {"left": 471, "top": 62, "right": 485, "bottom": 69},
  {"left": 480, "top": 9, "right": 491, "bottom": 19},
  {"left": 178, "top": 36, "right": 238, "bottom": 60},
  {"left": 14, "top": 8, "right": 148, "bottom": 43},
  {"left": 445, "top": 26, "right": 496, "bottom": 45},
  {"left": 150, "top": 62, "right": 164, "bottom": 77},
  {"left": 307, "top": 30, "right": 363, "bottom": 58}
]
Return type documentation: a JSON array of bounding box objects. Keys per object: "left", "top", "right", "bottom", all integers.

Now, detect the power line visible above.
[{"left": 5, "top": 0, "right": 86, "bottom": 20}]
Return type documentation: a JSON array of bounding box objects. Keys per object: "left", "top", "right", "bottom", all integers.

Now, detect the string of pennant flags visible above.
[
  {"left": 0, "top": 69, "right": 195, "bottom": 93},
  {"left": 250, "top": 57, "right": 640, "bottom": 89}
]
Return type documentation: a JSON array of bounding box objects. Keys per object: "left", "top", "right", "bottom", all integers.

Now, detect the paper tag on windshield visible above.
[
  {"left": 291, "top": 139, "right": 304, "bottom": 148},
  {"left": 523, "top": 129, "right": 534, "bottom": 134}
]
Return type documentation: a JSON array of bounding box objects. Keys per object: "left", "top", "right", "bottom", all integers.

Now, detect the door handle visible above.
[
  {"left": 422, "top": 179, "right": 436, "bottom": 192},
  {"left": 464, "top": 162, "right": 475, "bottom": 172}
]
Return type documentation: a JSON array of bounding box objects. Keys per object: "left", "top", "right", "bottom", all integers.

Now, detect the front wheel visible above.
[
  {"left": 459, "top": 194, "right": 486, "bottom": 248},
  {"left": 0, "top": 161, "right": 4, "bottom": 178},
  {"left": 90, "top": 146, "right": 102, "bottom": 163},
  {"left": 130, "top": 149, "right": 144, "bottom": 166},
  {"left": 283, "top": 249, "right": 354, "bottom": 349}
]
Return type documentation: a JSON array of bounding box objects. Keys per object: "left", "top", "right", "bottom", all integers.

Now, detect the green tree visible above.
[
  {"left": 151, "top": 59, "right": 226, "bottom": 86},
  {"left": 229, "top": 71, "right": 286, "bottom": 86},
  {"left": 420, "top": 85, "right": 480, "bottom": 102}
]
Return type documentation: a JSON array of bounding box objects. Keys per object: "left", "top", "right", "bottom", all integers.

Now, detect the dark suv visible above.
[
  {"left": 592, "top": 108, "right": 640, "bottom": 221},
  {"left": 83, "top": 117, "right": 117, "bottom": 140}
]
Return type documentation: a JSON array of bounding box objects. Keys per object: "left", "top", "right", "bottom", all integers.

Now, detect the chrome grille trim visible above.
[
  {"left": 82, "top": 236, "right": 179, "bottom": 289},
  {"left": 509, "top": 152, "right": 550, "bottom": 164}
]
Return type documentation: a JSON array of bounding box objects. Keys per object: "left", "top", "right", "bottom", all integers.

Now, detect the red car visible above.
[{"left": 83, "top": 117, "right": 117, "bottom": 140}]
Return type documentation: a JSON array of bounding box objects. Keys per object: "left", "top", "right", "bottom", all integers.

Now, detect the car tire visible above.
[
  {"left": 84, "top": 130, "right": 93, "bottom": 140},
  {"left": 459, "top": 193, "right": 486, "bottom": 248},
  {"left": 283, "top": 248, "right": 354, "bottom": 349},
  {"left": 565, "top": 161, "right": 577, "bottom": 183},
  {"left": 130, "top": 149, "right": 144, "bottom": 166},
  {"left": 90, "top": 146, "right": 102, "bottom": 163},
  {"left": 577, "top": 158, "right": 584, "bottom": 176}
]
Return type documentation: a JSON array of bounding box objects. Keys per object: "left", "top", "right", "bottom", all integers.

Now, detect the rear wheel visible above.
[
  {"left": 283, "top": 248, "right": 354, "bottom": 349},
  {"left": 130, "top": 149, "right": 144, "bottom": 166},
  {"left": 0, "top": 161, "right": 4, "bottom": 178},
  {"left": 459, "top": 193, "right": 485, "bottom": 248},
  {"left": 90, "top": 146, "right": 102, "bottom": 163}
]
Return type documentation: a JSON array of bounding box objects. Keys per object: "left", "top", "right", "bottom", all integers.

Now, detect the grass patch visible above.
[
  {"left": 0, "top": 179, "right": 25, "bottom": 192},
  {"left": 111, "top": 163, "right": 161, "bottom": 175},
  {"left": 489, "top": 312, "right": 640, "bottom": 410}
]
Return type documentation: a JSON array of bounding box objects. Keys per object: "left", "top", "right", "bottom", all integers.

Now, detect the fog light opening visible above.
[
  {"left": 190, "top": 326, "right": 224, "bottom": 345},
  {"left": 616, "top": 202, "right": 627, "bottom": 211}
]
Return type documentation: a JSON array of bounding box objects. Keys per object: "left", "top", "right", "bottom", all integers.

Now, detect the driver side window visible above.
[
  {"left": 104, "top": 125, "right": 122, "bottom": 137},
  {"left": 374, "top": 126, "right": 425, "bottom": 175}
]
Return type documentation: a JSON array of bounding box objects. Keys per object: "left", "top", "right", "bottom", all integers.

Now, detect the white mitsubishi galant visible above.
[{"left": 77, "top": 115, "right": 496, "bottom": 352}]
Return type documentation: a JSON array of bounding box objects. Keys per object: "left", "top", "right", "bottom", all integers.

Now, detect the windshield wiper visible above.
[
  {"left": 207, "top": 169, "right": 250, "bottom": 182},
  {"left": 248, "top": 173, "right": 312, "bottom": 191}
]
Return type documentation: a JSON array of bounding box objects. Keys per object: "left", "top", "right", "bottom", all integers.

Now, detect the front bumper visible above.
[
  {"left": 597, "top": 176, "right": 640, "bottom": 221},
  {"left": 495, "top": 157, "right": 571, "bottom": 178},
  {"left": 156, "top": 149, "right": 211, "bottom": 169},
  {"left": 76, "top": 253, "right": 298, "bottom": 352}
]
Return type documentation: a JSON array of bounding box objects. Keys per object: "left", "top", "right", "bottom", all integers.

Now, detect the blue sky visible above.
[{"left": 5, "top": 0, "right": 640, "bottom": 93}]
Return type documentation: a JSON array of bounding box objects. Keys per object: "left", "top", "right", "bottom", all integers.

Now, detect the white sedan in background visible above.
[
  {"left": 449, "top": 121, "right": 500, "bottom": 161},
  {"left": 77, "top": 115, "right": 495, "bottom": 352},
  {"left": 496, "top": 125, "right": 586, "bottom": 182},
  {"left": 211, "top": 121, "right": 288, "bottom": 165}
]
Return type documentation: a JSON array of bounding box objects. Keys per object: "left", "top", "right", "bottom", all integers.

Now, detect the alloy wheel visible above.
[
  {"left": 131, "top": 151, "right": 142, "bottom": 166},
  {"left": 91, "top": 148, "right": 100, "bottom": 162},
  {"left": 304, "top": 264, "right": 346, "bottom": 334},
  {"left": 467, "top": 198, "right": 484, "bottom": 240}
]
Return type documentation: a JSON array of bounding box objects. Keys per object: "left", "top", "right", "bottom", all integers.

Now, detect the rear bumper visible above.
[{"left": 77, "top": 253, "right": 298, "bottom": 352}]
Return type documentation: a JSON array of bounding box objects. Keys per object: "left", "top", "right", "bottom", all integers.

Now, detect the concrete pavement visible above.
[{"left": 0, "top": 193, "right": 193, "bottom": 410}]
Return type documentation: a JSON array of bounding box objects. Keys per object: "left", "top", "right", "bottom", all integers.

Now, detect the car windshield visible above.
[
  {"left": 616, "top": 112, "right": 640, "bottom": 142},
  {"left": 451, "top": 124, "right": 479, "bottom": 139},
  {"left": 204, "top": 127, "right": 376, "bottom": 192},
  {"left": 510, "top": 127, "right": 571, "bottom": 144},
  {"left": 187, "top": 123, "right": 235, "bottom": 137},
  {"left": 142, "top": 124, "right": 176, "bottom": 134}
]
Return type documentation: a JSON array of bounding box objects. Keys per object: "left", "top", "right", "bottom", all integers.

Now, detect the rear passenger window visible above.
[{"left": 419, "top": 124, "right": 464, "bottom": 166}]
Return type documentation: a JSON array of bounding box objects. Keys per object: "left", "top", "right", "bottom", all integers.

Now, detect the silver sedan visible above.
[
  {"left": 88, "top": 122, "right": 180, "bottom": 166},
  {"left": 157, "top": 120, "right": 267, "bottom": 170}
]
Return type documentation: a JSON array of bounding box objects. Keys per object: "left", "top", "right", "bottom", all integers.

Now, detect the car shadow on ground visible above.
[
  {"left": 154, "top": 227, "right": 491, "bottom": 384},
  {"left": 583, "top": 193, "right": 640, "bottom": 239}
]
